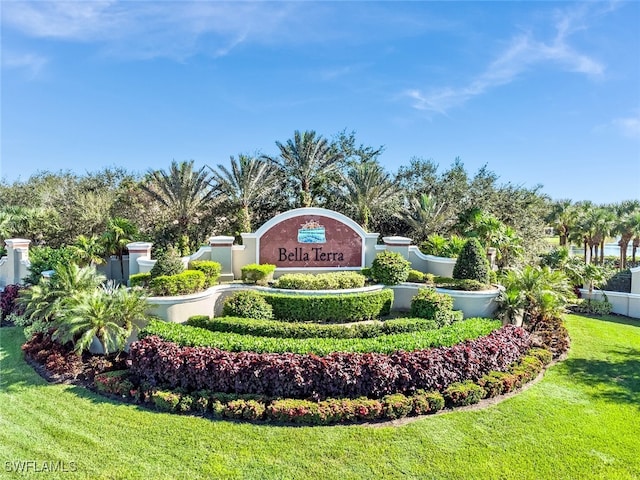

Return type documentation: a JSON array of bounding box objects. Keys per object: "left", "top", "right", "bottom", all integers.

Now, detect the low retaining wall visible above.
[
  {"left": 578, "top": 289, "right": 640, "bottom": 319},
  {"left": 146, "top": 283, "right": 500, "bottom": 323}
]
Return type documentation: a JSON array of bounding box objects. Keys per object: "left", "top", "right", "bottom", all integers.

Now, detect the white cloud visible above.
[
  {"left": 406, "top": 5, "right": 606, "bottom": 114},
  {"left": 2, "top": 51, "right": 48, "bottom": 78},
  {"left": 613, "top": 117, "right": 640, "bottom": 139}
]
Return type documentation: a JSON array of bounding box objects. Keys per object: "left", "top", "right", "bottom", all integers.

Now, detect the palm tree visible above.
[
  {"left": 267, "top": 130, "right": 343, "bottom": 208},
  {"left": 399, "top": 193, "right": 448, "bottom": 242},
  {"left": 101, "top": 217, "right": 137, "bottom": 278},
  {"left": 614, "top": 201, "right": 640, "bottom": 269},
  {"left": 141, "top": 160, "right": 217, "bottom": 239},
  {"left": 70, "top": 234, "right": 106, "bottom": 267},
  {"left": 334, "top": 161, "right": 400, "bottom": 231},
  {"left": 547, "top": 199, "right": 575, "bottom": 247},
  {"left": 208, "top": 154, "right": 280, "bottom": 233}
]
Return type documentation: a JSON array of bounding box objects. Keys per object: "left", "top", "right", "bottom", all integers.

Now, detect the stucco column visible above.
[
  {"left": 4, "top": 238, "right": 31, "bottom": 285},
  {"left": 209, "top": 236, "right": 235, "bottom": 282},
  {"left": 126, "top": 242, "right": 153, "bottom": 277},
  {"left": 631, "top": 266, "right": 640, "bottom": 295},
  {"left": 382, "top": 236, "right": 413, "bottom": 262}
]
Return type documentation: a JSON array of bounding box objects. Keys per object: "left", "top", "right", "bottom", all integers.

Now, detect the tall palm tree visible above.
[
  {"left": 267, "top": 130, "right": 343, "bottom": 208},
  {"left": 399, "top": 193, "right": 449, "bottom": 242},
  {"left": 334, "top": 161, "right": 400, "bottom": 231},
  {"left": 547, "top": 199, "right": 575, "bottom": 247},
  {"left": 141, "top": 160, "right": 217, "bottom": 239},
  {"left": 101, "top": 217, "right": 137, "bottom": 278},
  {"left": 208, "top": 154, "right": 280, "bottom": 233},
  {"left": 614, "top": 201, "right": 640, "bottom": 269}
]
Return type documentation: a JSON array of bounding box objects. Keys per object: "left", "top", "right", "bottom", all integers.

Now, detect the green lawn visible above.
[{"left": 1, "top": 314, "right": 639, "bottom": 479}]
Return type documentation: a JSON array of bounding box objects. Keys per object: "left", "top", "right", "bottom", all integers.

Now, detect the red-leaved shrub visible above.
[{"left": 128, "top": 325, "right": 531, "bottom": 400}]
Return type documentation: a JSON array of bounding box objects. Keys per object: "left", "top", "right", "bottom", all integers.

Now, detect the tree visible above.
[
  {"left": 334, "top": 161, "right": 400, "bottom": 231},
  {"left": 453, "top": 238, "right": 490, "bottom": 283},
  {"left": 101, "top": 217, "right": 137, "bottom": 278},
  {"left": 547, "top": 199, "right": 575, "bottom": 247},
  {"left": 399, "top": 193, "right": 449, "bottom": 242},
  {"left": 70, "top": 234, "right": 106, "bottom": 267},
  {"left": 614, "top": 201, "right": 640, "bottom": 269},
  {"left": 208, "top": 154, "right": 280, "bottom": 234},
  {"left": 268, "top": 130, "right": 343, "bottom": 208},
  {"left": 141, "top": 160, "right": 217, "bottom": 242}
]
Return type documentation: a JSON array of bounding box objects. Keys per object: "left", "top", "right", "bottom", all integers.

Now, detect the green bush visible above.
[
  {"left": 274, "top": 271, "right": 365, "bottom": 290},
  {"left": 129, "top": 272, "right": 151, "bottom": 288},
  {"left": 140, "top": 317, "right": 501, "bottom": 355},
  {"left": 152, "top": 390, "right": 181, "bottom": 412},
  {"left": 434, "top": 309, "right": 464, "bottom": 327},
  {"left": 407, "top": 270, "right": 425, "bottom": 283},
  {"left": 188, "top": 261, "right": 221, "bottom": 287},
  {"left": 434, "top": 277, "right": 492, "bottom": 291},
  {"left": 150, "top": 246, "right": 184, "bottom": 278},
  {"left": 149, "top": 270, "right": 205, "bottom": 296},
  {"left": 443, "top": 380, "right": 484, "bottom": 407},
  {"left": 370, "top": 251, "right": 411, "bottom": 285},
  {"left": 261, "top": 289, "right": 393, "bottom": 323},
  {"left": 478, "top": 371, "right": 511, "bottom": 398},
  {"left": 453, "top": 238, "right": 490, "bottom": 283},
  {"left": 186, "top": 315, "right": 441, "bottom": 339},
  {"left": 412, "top": 390, "right": 445, "bottom": 415},
  {"left": 221, "top": 291, "right": 273, "bottom": 320},
  {"left": 570, "top": 298, "right": 612, "bottom": 316},
  {"left": 528, "top": 347, "right": 553, "bottom": 366},
  {"left": 382, "top": 393, "right": 413, "bottom": 419},
  {"left": 360, "top": 267, "right": 372, "bottom": 280},
  {"left": 410, "top": 288, "right": 454, "bottom": 321},
  {"left": 419, "top": 234, "right": 466, "bottom": 258},
  {"left": 241, "top": 263, "right": 276, "bottom": 285}
]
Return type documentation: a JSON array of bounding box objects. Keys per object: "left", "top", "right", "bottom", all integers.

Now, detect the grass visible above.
[{"left": 1, "top": 314, "right": 639, "bottom": 479}]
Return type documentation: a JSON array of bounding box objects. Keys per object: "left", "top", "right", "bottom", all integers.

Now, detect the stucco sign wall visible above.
[{"left": 259, "top": 214, "right": 363, "bottom": 268}]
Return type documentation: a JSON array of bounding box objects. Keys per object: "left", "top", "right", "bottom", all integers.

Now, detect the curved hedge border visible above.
[
  {"left": 99, "top": 346, "right": 552, "bottom": 424},
  {"left": 140, "top": 318, "right": 500, "bottom": 355},
  {"left": 274, "top": 271, "right": 366, "bottom": 290},
  {"left": 260, "top": 289, "right": 393, "bottom": 323},
  {"left": 186, "top": 315, "right": 451, "bottom": 339},
  {"left": 130, "top": 324, "right": 531, "bottom": 399}
]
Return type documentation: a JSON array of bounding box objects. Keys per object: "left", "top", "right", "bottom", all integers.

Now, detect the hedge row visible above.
[
  {"left": 98, "top": 347, "right": 551, "bottom": 424},
  {"left": 186, "top": 316, "right": 447, "bottom": 339},
  {"left": 140, "top": 317, "right": 500, "bottom": 355},
  {"left": 149, "top": 270, "right": 206, "bottom": 296},
  {"left": 274, "top": 271, "right": 366, "bottom": 290},
  {"left": 260, "top": 289, "right": 393, "bottom": 322},
  {"left": 129, "top": 324, "right": 531, "bottom": 399}
]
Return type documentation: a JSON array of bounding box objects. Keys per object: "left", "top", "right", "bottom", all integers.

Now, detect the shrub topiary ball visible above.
[{"left": 452, "top": 238, "right": 490, "bottom": 283}]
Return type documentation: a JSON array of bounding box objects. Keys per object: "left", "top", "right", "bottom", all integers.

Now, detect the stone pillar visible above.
[
  {"left": 4, "top": 238, "right": 31, "bottom": 285},
  {"left": 382, "top": 236, "right": 412, "bottom": 261},
  {"left": 126, "top": 242, "right": 153, "bottom": 277},
  {"left": 209, "top": 236, "right": 235, "bottom": 282},
  {"left": 631, "top": 266, "right": 640, "bottom": 295}
]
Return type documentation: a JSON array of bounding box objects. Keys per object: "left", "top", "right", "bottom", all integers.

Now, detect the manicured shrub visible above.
[
  {"left": 187, "top": 315, "right": 442, "bottom": 340},
  {"left": 261, "top": 289, "right": 393, "bottom": 323},
  {"left": 188, "top": 261, "right": 221, "bottom": 287},
  {"left": 527, "top": 317, "right": 570, "bottom": 358},
  {"left": 129, "top": 272, "right": 151, "bottom": 288},
  {"left": 224, "top": 399, "right": 266, "bottom": 420},
  {"left": 130, "top": 324, "right": 531, "bottom": 399},
  {"left": 141, "top": 317, "right": 501, "bottom": 355},
  {"left": 152, "top": 390, "right": 181, "bottom": 412},
  {"left": 443, "top": 380, "right": 484, "bottom": 407},
  {"left": 453, "top": 238, "right": 490, "bottom": 283},
  {"left": 241, "top": 263, "right": 276, "bottom": 285},
  {"left": 94, "top": 370, "right": 135, "bottom": 397},
  {"left": 478, "top": 371, "right": 510, "bottom": 398},
  {"left": 435, "top": 310, "right": 464, "bottom": 327},
  {"left": 570, "top": 298, "right": 612, "bottom": 316},
  {"left": 407, "top": 270, "right": 425, "bottom": 283},
  {"left": 382, "top": 393, "right": 413, "bottom": 419},
  {"left": 221, "top": 291, "right": 273, "bottom": 320},
  {"left": 370, "top": 251, "right": 411, "bottom": 285},
  {"left": 150, "top": 246, "right": 184, "bottom": 278},
  {"left": 528, "top": 347, "right": 553, "bottom": 366},
  {"left": 149, "top": 270, "right": 206, "bottom": 296},
  {"left": 434, "top": 277, "right": 492, "bottom": 291},
  {"left": 176, "top": 394, "right": 194, "bottom": 413},
  {"left": 360, "top": 267, "right": 372, "bottom": 280},
  {"left": 411, "top": 390, "right": 445, "bottom": 415},
  {"left": 410, "top": 288, "right": 454, "bottom": 322},
  {"left": 274, "top": 271, "right": 366, "bottom": 290}
]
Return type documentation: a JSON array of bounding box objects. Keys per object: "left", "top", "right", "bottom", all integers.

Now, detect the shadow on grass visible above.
[{"left": 561, "top": 347, "right": 640, "bottom": 408}]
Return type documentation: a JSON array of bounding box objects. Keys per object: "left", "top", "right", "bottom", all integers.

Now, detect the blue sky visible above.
[{"left": 2, "top": 1, "right": 639, "bottom": 204}]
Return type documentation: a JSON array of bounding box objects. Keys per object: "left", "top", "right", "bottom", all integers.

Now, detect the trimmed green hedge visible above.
[
  {"left": 186, "top": 315, "right": 443, "bottom": 339},
  {"left": 221, "top": 291, "right": 273, "bottom": 320},
  {"left": 410, "top": 288, "right": 454, "bottom": 321},
  {"left": 129, "top": 272, "right": 151, "bottom": 288},
  {"left": 274, "top": 271, "right": 366, "bottom": 290},
  {"left": 188, "top": 261, "right": 221, "bottom": 287},
  {"left": 434, "top": 277, "right": 493, "bottom": 291},
  {"left": 241, "top": 263, "right": 276, "bottom": 285},
  {"left": 259, "top": 289, "right": 393, "bottom": 323},
  {"left": 149, "top": 270, "right": 206, "bottom": 296},
  {"left": 370, "top": 251, "right": 411, "bottom": 285},
  {"left": 139, "top": 317, "right": 501, "bottom": 355}
]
